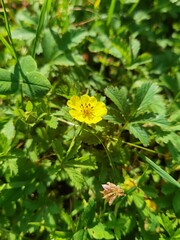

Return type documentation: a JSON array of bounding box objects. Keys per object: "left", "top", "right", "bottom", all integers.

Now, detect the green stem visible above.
[
  {"left": 1, "top": 0, "right": 18, "bottom": 61},
  {"left": 122, "top": 140, "right": 160, "bottom": 155},
  {"left": 65, "top": 123, "right": 84, "bottom": 161},
  {"left": 84, "top": 127, "right": 117, "bottom": 176}
]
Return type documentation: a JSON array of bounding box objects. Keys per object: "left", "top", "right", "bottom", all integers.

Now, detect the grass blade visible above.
[
  {"left": 140, "top": 154, "right": 180, "bottom": 188},
  {"left": 107, "top": 0, "right": 117, "bottom": 26},
  {"left": 32, "top": 0, "right": 52, "bottom": 58},
  {"left": 0, "top": 35, "right": 17, "bottom": 59},
  {"left": 1, "top": 0, "right": 17, "bottom": 60}
]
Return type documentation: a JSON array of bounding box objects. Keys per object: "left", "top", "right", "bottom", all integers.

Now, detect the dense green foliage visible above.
[{"left": 0, "top": 0, "right": 180, "bottom": 239}]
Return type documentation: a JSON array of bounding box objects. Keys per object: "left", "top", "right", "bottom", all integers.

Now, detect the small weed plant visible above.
[{"left": 0, "top": 0, "right": 180, "bottom": 239}]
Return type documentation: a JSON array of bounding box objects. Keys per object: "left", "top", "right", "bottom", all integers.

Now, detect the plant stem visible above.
[
  {"left": 84, "top": 127, "right": 118, "bottom": 177},
  {"left": 1, "top": 0, "right": 18, "bottom": 61},
  {"left": 122, "top": 140, "right": 160, "bottom": 154}
]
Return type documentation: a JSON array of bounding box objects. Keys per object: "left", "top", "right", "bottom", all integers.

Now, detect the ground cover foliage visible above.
[{"left": 0, "top": 0, "right": 180, "bottom": 239}]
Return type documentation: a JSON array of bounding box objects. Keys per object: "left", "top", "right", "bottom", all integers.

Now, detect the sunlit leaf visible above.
[{"left": 127, "top": 123, "right": 150, "bottom": 146}]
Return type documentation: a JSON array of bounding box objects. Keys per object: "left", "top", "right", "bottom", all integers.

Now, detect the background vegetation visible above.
[{"left": 0, "top": 0, "right": 180, "bottom": 239}]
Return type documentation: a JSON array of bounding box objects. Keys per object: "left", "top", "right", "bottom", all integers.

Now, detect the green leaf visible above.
[
  {"left": 0, "top": 133, "right": 11, "bottom": 155},
  {"left": 25, "top": 100, "right": 33, "bottom": 112},
  {"left": 88, "top": 222, "right": 114, "bottom": 239},
  {"left": 65, "top": 155, "right": 97, "bottom": 170},
  {"left": 132, "top": 113, "right": 169, "bottom": 128},
  {"left": 42, "top": 29, "right": 59, "bottom": 61},
  {"left": 105, "top": 86, "right": 129, "bottom": 118},
  {"left": 65, "top": 168, "right": 85, "bottom": 190},
  {"left": 78, "top": 198, "right": 95, "bottom": 229},
  {"left": 54, "top": 52, "right": 85, "bottom": 66},
  {"left": 140, "top": 154, "right": 180, "bottom": 188},
  {"left": 127, "top": 53, "right": 152, "bottom": 69},
  {"left": 0, "top": 55, "right": 51, "bottom": 98},
  {"left": 12, "top": 28, "right": 35, "bottom": 41},
  {"left": 52, "top": 139, "right": 64, "bottom": 162},
  {"left": 172, "top": 229, "right": 180, "bottom": 240},
  {"left": 72, "top": 229, "right": 88, "bottom": 240},
  {"left": 20, "top": 55, "right": 37, "bottom": 73},
  {"left": 173, "top": 191, "right": 180, "bottom": 214},
  {"left": 88, "top": 38, "right": 105, "bottom": 53},
  {"left": 132, "top": 82, "right": 159, "bottom": 114},
  {"left": 130, "top": 38, "right": 140, "bottom": 59},
  {"left": 50, "top": 231, "right": 72, "bottom": 240},
  {"left": 18, "top": 55, "right": 51, "bottom": 98},
  {"left": 22, "top": 71, "right": 51, "bottom": 98},
  {"left": 1, "top": 119, "right": 15, "bottom": 142},
  {"left": 2, "top": 157, "right": 18, "bottom": 179},
  {"left": 0, "top": 68, "right": 19, "bottom": 94},
  {"left": 45, "top": 115, "right": 58, "bottom": 129},
  {"left": 158, "top": 214, "right": 174, "bottom": 237},
  {"left": 127, "top": 123, "right": 150, "bottom": 146},
  {"left": 133, "top": 192, "right": 145, "bottom": 209}
]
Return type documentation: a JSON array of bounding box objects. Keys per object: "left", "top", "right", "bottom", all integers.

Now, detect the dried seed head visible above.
[{"left": 100, "top": 182, "right": 125, "bottom": 206}]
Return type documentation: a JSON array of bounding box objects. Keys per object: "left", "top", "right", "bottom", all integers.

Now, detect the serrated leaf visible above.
[
  {"left": 65, "top": 155, "right": 97, "bottom": 170},
  {"left": 0, "top": 133, "right": 10, "bottom": 155},
  {"left": 132, "top": 82, "right": 159, "bottom": 114},
  {"left": 45, "top": 115, "right": 58, "bottom": 129},
  {"left": 127, "top": 123, "right": 150, "bottom": 146},
  {"left": 132, "top": 113, "right": 169, "bottom": 128},
  {"left": 140, "top": 154, "right": 180, "bottom": 188},
  {"left": 78, "top": 198, "right": 95, "bottom": 229},
  {"left": 3, "top": 157, "right": 18, "bottom": 176},
  {"left": 54, "top": 52, "right": 85, "bottom": 66},
  {"left": 50, "top": 230, "right": 72, "bottom": 239},
  {"left": 88, "top": 222, "right": 114, "bottom": 239},
  {"left": 133, "top": 192, "right": 145, "bottom": 209},
  {"left": 72, "top": 229, "right": 88, "bottom": 240},
  {"left": 22, "top": 71, "right": 51, "bottom": 98},
  {"left": 88, "top": 39, "right": 105, "bottom": 53},
  {"left": 131, "top": 38, "right": 140, "bottom": 59},
  {"left": 1, "top": 119, "right": 15, "bottom": 141},
  {"left": 65, "top": 168, "right": 85, "bottom": 190},
  {"left": 52, "top": 140, "right": 64, "bottom": 163},
  {"left": 105, "top": 86, "right": 129, "bottom": 118},
  {"left": 67, "top": 29, "right": 88, "bottom": 49},
  {"left": 104, "top": 106, "right": 125, "bottom": 124},
  {"left": 80, "top": 130, "right": 100, "bottom": 145},
  {"left": 158, "top": 214, "right": 174, "bottom": 237},
  {"left": 172, "top": 228, "right": 180, "bottom": 240},
  {"left": 168, "top": 141, "right": 180, "bottom": 162}
]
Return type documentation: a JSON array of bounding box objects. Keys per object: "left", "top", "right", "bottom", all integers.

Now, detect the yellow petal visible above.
[
  {"left": 67, "top": 96, "right": 81, "bottom": 109},
  {"left": 93, "top": 102, "right": 107, "bottom": 116},
  {"left": 67, "top": 94, "right": 107, "bottom": 125},
  {"left": 81, "top": 94, "right": 91, "bottom": 104},
  {"left": 89, "top": 96, "right": 98, "bottom": 106},
  {"left": 89, "top": 116, "right": 102, "bottom": 124}
]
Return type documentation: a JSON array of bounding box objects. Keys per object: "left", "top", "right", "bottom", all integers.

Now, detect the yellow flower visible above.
[
  {"left": 67, "top": 94, "right": 107, "bottom": 124},
  {"left": 123, "top": 178, "right": 136, "bottom": 190}
]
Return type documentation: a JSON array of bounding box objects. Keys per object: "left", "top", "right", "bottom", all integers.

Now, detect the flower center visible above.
[{"left": 80, "top": 103, "right": 94, "bottom": 119}]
